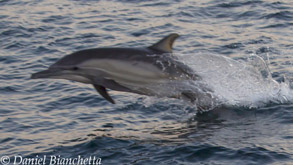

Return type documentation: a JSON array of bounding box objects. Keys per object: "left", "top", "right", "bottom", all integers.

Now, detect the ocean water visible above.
[{"left": 0, "top": 0, "right": 293, "bottom": 164}]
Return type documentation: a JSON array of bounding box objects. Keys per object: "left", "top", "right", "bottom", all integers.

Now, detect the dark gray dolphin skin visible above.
[{"left": 31, "top": 33, "right": 199, "bottom": 104}]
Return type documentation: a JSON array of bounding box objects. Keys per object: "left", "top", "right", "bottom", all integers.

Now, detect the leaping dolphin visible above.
[{"left": 31, "top": 33, "right": 201, "bottom": 104}]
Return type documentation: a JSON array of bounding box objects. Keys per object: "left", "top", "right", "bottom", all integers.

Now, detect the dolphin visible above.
[{"left": 31, "top": 33, "right": 201, "bottom": 104}]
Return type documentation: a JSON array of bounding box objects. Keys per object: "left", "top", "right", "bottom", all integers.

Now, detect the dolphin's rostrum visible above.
[{"left": 31, "top": 34, "right": 200, "bottom": 104}]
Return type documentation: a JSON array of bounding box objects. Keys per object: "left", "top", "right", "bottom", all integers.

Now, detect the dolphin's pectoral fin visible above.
[
  {"left": 93, "top": 85, "right": 115, "bottom": 104},
  {"left": 149, "top": 33, "right": 179, "bottom": 53}
]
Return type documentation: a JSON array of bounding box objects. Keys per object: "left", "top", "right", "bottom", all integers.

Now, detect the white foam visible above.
[{"left": 177, "top": 52, "right": 293, "bottom": 108}]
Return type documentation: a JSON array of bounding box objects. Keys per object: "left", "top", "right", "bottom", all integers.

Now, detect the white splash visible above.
[{"left": 178, "top": 52, "right": 293, "bottom": 109}]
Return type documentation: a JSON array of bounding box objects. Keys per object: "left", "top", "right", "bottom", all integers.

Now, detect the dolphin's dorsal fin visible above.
[
  {"left": 93, "top": 85, "right": 115, "bottom": 104},
  {"left": 149, "top": 33, "right": 179, "bottom": 53}
]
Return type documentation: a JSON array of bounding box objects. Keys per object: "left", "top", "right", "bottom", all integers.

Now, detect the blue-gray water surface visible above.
[{"left": 0, "top": 0, "right": 293, "bottom": 164}]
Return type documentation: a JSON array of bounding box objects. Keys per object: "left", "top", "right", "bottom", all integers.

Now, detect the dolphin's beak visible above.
[{"left": 31, "top": 69, "right": 60, "bottom": 79}]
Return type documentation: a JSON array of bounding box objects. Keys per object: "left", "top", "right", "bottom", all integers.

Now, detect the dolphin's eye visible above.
[{"left": 72, "top": 67, "right": 79, "bottom": 70}]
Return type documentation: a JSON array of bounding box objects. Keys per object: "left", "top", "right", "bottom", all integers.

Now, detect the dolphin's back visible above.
[{"left": 53, "top": 48, "right": 155, "bottom": 66}]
